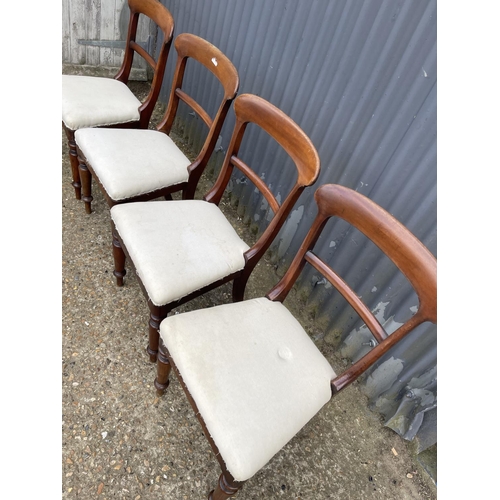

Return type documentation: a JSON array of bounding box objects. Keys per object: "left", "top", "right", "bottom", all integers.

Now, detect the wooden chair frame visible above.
[
  {"left": 266, "top": 183, "right": 437, "bottom": 393},
  {"left": 154, "top": 183, "right": 437, "bottom": 499},
  {"left": 63, "top": 0, "right": 175, "bottom": 200},
  {"left": 111, "top": 93, "right": 321, "bottom": 362},
  {"left": 77, "top": 33, "right": 240, "bottom": 213}
]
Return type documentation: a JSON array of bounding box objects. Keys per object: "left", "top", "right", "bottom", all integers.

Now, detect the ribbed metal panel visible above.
[{"left": 156, "top": 0, "right": 437, "bottom": 449}]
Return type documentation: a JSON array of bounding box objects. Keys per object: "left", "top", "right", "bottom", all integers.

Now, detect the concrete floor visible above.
[{"left": 61, "top": 77, "right": 437, "bottom": 500}]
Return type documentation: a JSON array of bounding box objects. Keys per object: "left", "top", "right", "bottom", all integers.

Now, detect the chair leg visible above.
[
  {"left": 154, "top": 339, "right": 171, "bottom": 395},
  {"left": 182, "top": 183, "right": 196, "bottom": 200},
  {"left": 232, "top": 270, "right": 251, "bottom": 303},
  {"left": 64, "top": 128, "right": 81, "bottom": 200},
  {"left": 111, "top": 226, "right": 127, "bottom": 286},
  {"left": 78, "top": 158, "right": 93, "bottom": 214},
  {"left": 208, "top": 473, "right": 243, "bottom": 500},
  {"left": 147, "top": 304, "right": 165, "bottom": 363}
]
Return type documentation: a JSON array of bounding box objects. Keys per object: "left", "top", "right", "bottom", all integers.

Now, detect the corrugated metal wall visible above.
[{"left": 62, "top": 0, "right": 437, "bottom": 450}]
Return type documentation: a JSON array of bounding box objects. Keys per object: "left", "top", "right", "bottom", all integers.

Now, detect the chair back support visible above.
[
  {"left": 266, "top": 184, "right": 437, "bottom": 394},
  {"left": 204, "top": 93, "right": 321, "bottom": 270},
  {"left": 157, "top": 33, "right": 240, "bottom": 194},
  {"left": 115, "top": 0, "right": 175, "bottom": 128}
]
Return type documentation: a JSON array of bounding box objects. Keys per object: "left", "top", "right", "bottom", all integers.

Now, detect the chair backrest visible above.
[
  {"left": 266, "top": 184, "right": 437, "bottom": 394},
  {"left": 156, "top": 33, "right": 240, "bottom": 197},
  {"left": 204, "top": 93, "right": 321, "bottom": 272},
  {"left": 115, "top": 0, "right": 175, "bottom": 128}
]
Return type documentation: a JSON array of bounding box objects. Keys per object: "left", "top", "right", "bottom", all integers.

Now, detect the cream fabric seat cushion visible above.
[
  {"left": 111, "top": 200, "right": 250, "bottom": 306},
  {"left": 62, "top": 75, "right": 141, "bottom": 130},
  {"left": 75, "top": 129, "right": 191, "bottom": 201},
  {"left": 161, "top": 297, "right": 336, "bottom": 482}
]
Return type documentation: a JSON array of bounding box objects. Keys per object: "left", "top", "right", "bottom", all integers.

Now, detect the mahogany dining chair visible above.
[
  {"left": 75, "top": 33, "right": 239, "bottom": 214},
  {"left": 109, "top": 93, "right": 321, "bottom": 362},
  {"left": 154, "top": 183, "right": 437, "bottom": 499}
]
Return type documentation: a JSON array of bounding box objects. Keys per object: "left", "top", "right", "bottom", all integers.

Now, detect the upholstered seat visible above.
[
  {"left": 75, "top": 128, "right": 191, "bottom": 200},
  {"left": 62, "top": 76, "right": 142, "bottom": 131},
  {"left": 110, "top": 200, "right": 250, "bottom": 306},
  {"left": 160, "top": 297, "right": 336, "bottom": 482}
]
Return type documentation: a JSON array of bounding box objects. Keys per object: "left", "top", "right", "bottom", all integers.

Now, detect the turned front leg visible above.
[
  {"left": 208, "top": 473, "right": 243, "bottom": 500},
  {"left": 147, "top": 305, "right": 164, "bottom": 363},
  {"left": 154, "top": 339, "right": 171, "bottom": 394},
  {"left": 78, "top": 158, "right": 93, "bottom": 214},
  {"left": 111, "top": 226, "right": 126, "bottom": 286},
  {"left": 64, "top": 128, "right": 81, "bottom": 199}
]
